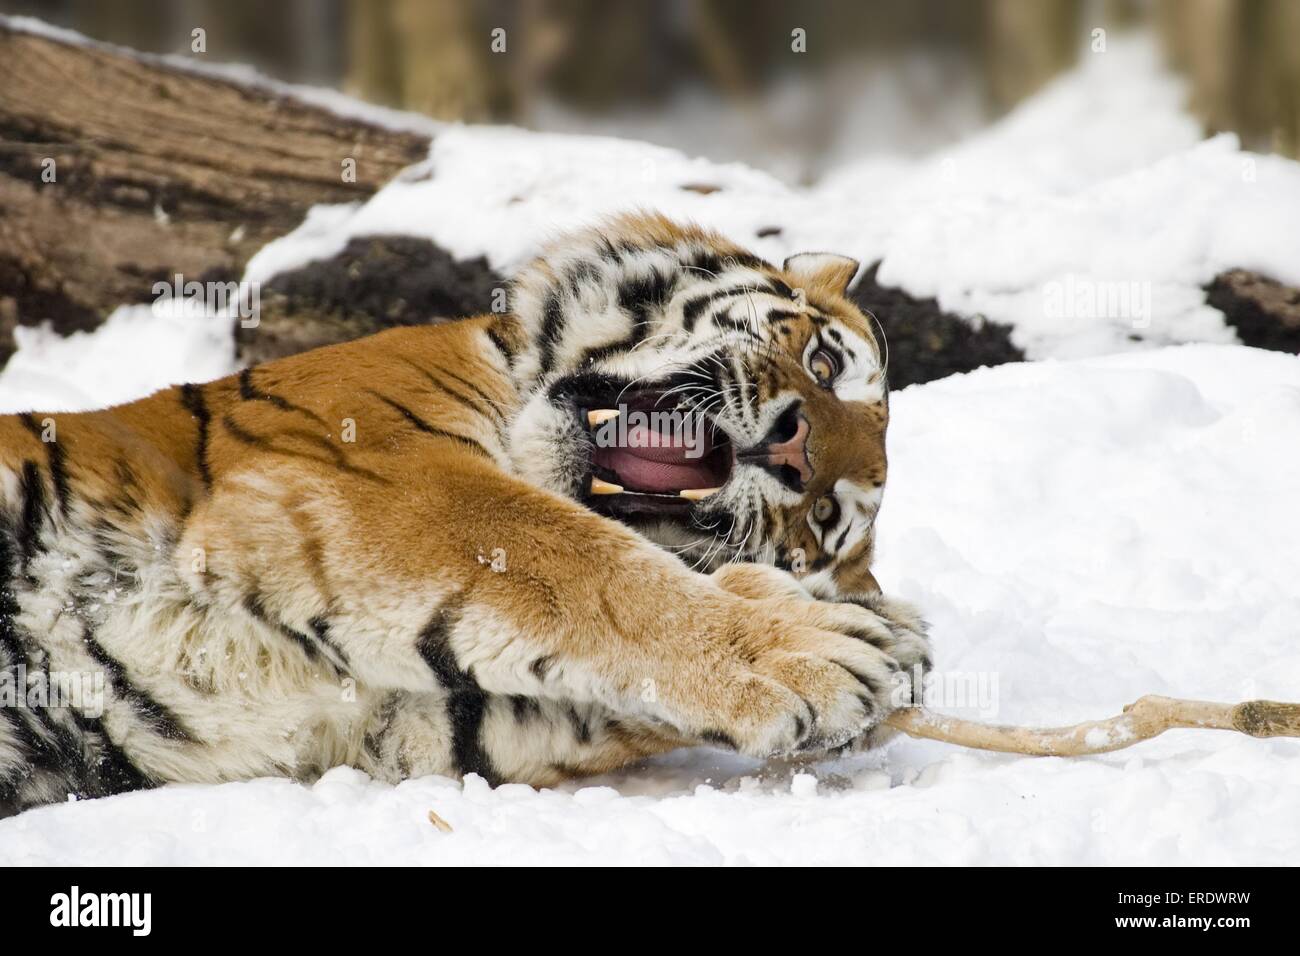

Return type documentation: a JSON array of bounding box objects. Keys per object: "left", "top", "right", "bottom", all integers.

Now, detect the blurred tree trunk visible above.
[
  {"left": 345, "top": 0, "right": 502, "bottom": 121},
  {"left": 983, "top": 0, "right": 1082, "bottom": 111},
  {"left": 1158, "top": 0, "right": 1241, "bottom": 137},
  {"left": 346, "top": 0, "right": 405, "bottom": 107},
  {"left": 1159, "top": 0, "right": 1300, "bottom": 156}
]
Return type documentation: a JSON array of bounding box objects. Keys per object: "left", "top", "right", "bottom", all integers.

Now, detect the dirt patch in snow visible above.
[
  {"left": 1205, "top": 269, "right": 1300, "bottom": 354},
  {"left": 235, "top": 236, "right": 500, "bottom": 365},
  {"left": 849, "top": 263, "right": 1024, "bottom": 389}
]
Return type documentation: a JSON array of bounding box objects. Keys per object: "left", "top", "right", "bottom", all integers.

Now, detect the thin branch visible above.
[{"left": 885, "top": 695, "right": 1300, "bottom": 757}]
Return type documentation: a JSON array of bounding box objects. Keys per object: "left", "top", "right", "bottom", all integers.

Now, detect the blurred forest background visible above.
[{"left": 3, "top": 0, "right": 1299, "bottom": 181}]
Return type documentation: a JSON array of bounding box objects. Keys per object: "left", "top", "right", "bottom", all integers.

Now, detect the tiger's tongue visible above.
[{"left": 591, "top": 422, "right": 716, "bottom": 493}]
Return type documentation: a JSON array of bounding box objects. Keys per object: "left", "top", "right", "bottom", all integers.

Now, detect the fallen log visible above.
[{"left": 0, "top": 19, "right": 430, "bottom": 363}]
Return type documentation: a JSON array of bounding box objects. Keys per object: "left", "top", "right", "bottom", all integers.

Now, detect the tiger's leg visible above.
[
  {"left": 182, "top": 458, "right": 922, "bottom": 777},
  {"left": 359, "top": 691, "right": 685, "bottom": 787}
]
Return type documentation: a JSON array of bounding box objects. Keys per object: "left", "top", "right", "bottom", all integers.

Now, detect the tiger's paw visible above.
[
  {"left": 679, "top": 595, "right": 916, "bottom": 758},
  {"left": 830, "top": 591, "right": 932, "bottom": 751},
  {"left": 698, "top": 566, "right": 931, "bottom": 755}
]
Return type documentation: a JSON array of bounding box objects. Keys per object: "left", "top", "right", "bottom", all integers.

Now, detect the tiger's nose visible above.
[{"left": 740, "top": 405, "right": 813, "bottom": 491}]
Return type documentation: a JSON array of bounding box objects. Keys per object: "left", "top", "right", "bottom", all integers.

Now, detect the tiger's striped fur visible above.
[{"left": 0, "top": 213, "right": 929, "bottom": 815}]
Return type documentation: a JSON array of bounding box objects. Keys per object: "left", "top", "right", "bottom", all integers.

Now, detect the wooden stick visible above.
[{"left": 884, "top": 695, "right": 1300, "bottom": 756}]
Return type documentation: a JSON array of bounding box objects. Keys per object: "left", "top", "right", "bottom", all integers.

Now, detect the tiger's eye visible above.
[
  {"left": 809, "top": 348, "right": 839, "bottom": 385},
  {"left": 813, "top": 495, "right": 835, "bottom": 523}
]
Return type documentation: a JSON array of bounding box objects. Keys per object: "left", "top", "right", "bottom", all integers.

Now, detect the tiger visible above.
[{"left": 0, "top": 213, "right": 930, "bottom": 816}]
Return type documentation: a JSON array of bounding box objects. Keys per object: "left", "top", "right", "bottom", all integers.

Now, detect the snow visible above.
[
  {"left": 0, "top": 304, "right": 234, "bottom": 414},
  {"left": 2, "top": 344, "right": 1298, "bottom": 865},
  {"left": 241, "top": 37, "right": 1300, "bottom": 361},
  {"left": 2, "top": 28, "right": 1300, "bottom": 864}
]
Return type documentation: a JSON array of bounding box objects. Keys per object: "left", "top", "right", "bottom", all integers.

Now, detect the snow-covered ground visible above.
[
  {"left": 3, "top": 344, "right": 1298, "bottom": 865},
  {"left": 1, "top": 30, "right": 1299, "bottom": 864}
]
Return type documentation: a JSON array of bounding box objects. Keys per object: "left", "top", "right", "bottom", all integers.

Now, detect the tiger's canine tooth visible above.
[
  {"left": 590, "top": 477, "right": 624, "bottom": 495},
  {"left": 587, "top": 409, "right": 621, "bottom": 428},
  {"left": 679, "top": 488, "right": 722, "bottom": 501}
]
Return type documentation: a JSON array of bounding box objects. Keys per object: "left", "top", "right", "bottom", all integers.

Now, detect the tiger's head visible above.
[{"left": 507, "top": 213, "right": 888, "bottom": 601}]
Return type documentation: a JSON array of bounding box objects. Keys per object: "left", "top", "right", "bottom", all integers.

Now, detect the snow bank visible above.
[
  {"left": 242, "top": 37, "right": 1300, "bottom": 362},
  {"left": 0, "top": 304, "right": 235, "bottom": 414},
  {"left": 3, "top": 344, "right": 1297, "bottom": 865}
]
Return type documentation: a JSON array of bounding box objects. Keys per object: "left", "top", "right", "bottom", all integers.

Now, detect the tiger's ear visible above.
[{"left": 782, "top": 252, "right": 860, "bottom": 295}]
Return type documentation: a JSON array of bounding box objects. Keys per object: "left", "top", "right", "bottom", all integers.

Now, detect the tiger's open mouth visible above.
[{"left": 573, "top": 389, "right": 734, "bottom": 518}]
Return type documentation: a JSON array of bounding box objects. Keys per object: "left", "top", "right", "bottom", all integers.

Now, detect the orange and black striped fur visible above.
[{"left": 0, "top": 214, "right": 929, "bottom": 814}]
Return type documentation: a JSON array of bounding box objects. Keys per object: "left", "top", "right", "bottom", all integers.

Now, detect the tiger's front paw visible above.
[
  {"left": 713, "top": 564, "right": 932, "bottom": 703},
  {"left": 699, "top": 566, "right": 932, "bottom": 755},
  {"left": 685, "top": 595, "right": 915, "bottom": 758},
  {"left": 830, "top": 591, "right": 931, "bottom": 751},
  {"left": 837, "top": 591, "right": 931, "bottom": 701}
]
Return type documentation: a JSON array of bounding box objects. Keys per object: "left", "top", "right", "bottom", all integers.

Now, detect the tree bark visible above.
[
  {"left": 983, "top": 0, "right": 1081, "bottom": 113},
  {"left": 0, "top": 21, "right": 429, "bottom": 364}
]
